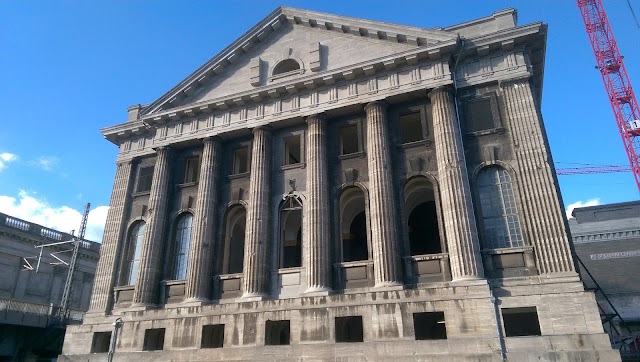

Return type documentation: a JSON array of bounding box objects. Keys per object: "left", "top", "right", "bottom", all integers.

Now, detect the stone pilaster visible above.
[
  {"left": 132, "top": 147, "right": 174, "bottom": 307},
  {"left": 304, "top": 114, "right": 332, "bottom": 294},
  {"left": 242, "top": 126, "right": 272, "bottom": 300},
  {"left": 184, "top": 137, "right": 221, "bottom": 304},
  {"left": 501, "top": 78, "right": 574, "bottom": 273},
  {"left": 364, "top": 101, "right": 403, "bottom": 288},
  {"left": 429, "top": 87, "right": 484, "bottom": 280},
  {"left": 87, "top": 160, "right": 134, "bottom": 314}
]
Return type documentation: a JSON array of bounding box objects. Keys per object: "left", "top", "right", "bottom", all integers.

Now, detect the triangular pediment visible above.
[{"left": 140, "top": 7, "right": 458, "bottom": 116}]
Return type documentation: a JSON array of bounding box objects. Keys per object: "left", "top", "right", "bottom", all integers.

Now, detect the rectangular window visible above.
[
  {"left": 265, "top": 320, "right": 290, "bottom": 345},
  {"left": 339, "top": 125, "right": 359, "bottom": 155},
  {"left": 502, "top": 307, "right": 542, "bottom": 337},
  {"left": 201, "top": 324, "right": 224, "bottom": 348},
  {"left": 232, "top": 147, "right": 249, "bottom": 174},
  {"left": 335, "top": 316, "right": 364, "bottom": 343},
  {"left": 283, "top": 135, "right": 302, "bottom": 165},
  {"left": 399, "top": 111, "right": 424, "bottom": 143},
  {"left": 136, "top": 166, "right": 154, "bottom": 193},
  {"left": 143, "top": 328, "right": 165, "bottom": 351},
  {"left": 183, "top": 156, "right": 200, "bottom": 183},
  {"left": 91, "top": 331, "right": 112, "bottom": 353},
  {"left": 467, "top": 97, "right": 495, "bottom": 132},
  {"left": 413, "top": 312, "right": 447, "bottom": 340}
]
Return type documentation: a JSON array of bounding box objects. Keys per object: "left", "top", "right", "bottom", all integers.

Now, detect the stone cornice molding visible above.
[{"left": 572, "top": 228, "right": 640, "bottom": 244}]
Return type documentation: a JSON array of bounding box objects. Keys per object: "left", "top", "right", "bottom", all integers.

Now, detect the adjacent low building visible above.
[
  {"left": 0, "top": 212, "right": 100, "bottom": 361},
  {"left": 61, "top": 6, "right": 618, "bottom": 361}
]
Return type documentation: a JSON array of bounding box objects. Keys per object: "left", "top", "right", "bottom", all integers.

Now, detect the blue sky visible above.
[{"left": 1, "top": 0, "right": 639, "bottom": 241}]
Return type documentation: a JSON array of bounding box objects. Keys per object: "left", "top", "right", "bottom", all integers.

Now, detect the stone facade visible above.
[
  {"left": 61, "top": 7, "right": 618, "bottom": 361},
  {"left": 0, "top": 212, "right": 100, "bottom": 360}
]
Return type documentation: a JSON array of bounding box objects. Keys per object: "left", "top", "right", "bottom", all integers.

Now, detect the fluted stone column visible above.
[
  {"left": 242, "top": 126, "right": 272, "bottom": 300},
  {"left": 132, "top": 147, "right": 173, "bottom": 307},
  {"left": 429, "top": 87, "right": 484, "bottom": 280},
  {"left": 364, "top": 101, "right": 403, "bottom": 288},
  {"left": 501, "top": 78, "right": 574, "bottom": 274},
  {"left": 88, "top": 160, "right": 134, "bottom": 314},
  {"left": 184, "top": 137, "right": 221, "bottom": 304},
  {"left": 304, "top": 114, "right": 332, "bottom": 294}
]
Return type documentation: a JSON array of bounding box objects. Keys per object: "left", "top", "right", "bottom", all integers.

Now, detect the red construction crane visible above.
[{"left": 577, "top": 0, "right": 640, "bottom": 192}]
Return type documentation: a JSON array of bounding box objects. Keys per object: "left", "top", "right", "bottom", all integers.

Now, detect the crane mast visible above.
[{"left": 577, "top": 0, "right": 640, "bottom": 192}]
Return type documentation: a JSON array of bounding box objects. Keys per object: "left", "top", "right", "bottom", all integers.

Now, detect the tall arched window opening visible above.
[
  {"left": 405, "top": 178, "right": 442, "bottom": 255},
  {"left": 477, "top": 166, "right": 524, "bottom": 249},
  {"left": 222, "top": 205, "right": 247, "bottom": 274},
  {"left": 172, "top": 213, "right": 194, "bottom": 280},
  {"left": 122, "top": 222, "right": 145, "bottom": 285},
  {"left": 280, "top": 195, "right": 302, "bottom": 268},
  {"left": 340, "top": 188, "right": 369, "bottom": 262}
]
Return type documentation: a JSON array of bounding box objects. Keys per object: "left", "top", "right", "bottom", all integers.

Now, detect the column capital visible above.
[
  {"left": 153, "top": 146, "right": 175, "bottom": 157},
  {"left": 498, "top": 75, "right": 531, "bottom": 89},
  {"left": 364, "top": 100, "right": 388, "bottom": 113},
  {"left": 305, "top": 113, "right": 327, "bottom": 124},
  {"left": 252, "top": 125, "right": 272, "bottom": 135},
  {"left": 427, "top": 85, "right": 454, "bottom": 100},
  {"left": 202, "top": 136, "right": 222, "bottom": 145}
]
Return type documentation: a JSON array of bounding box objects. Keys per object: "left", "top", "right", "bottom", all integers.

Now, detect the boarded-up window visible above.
[
  {"left": 467, "top": 97, "right": 495, "bottom": 132},
  {"left": 136, "top": 166, "right": 154, "bottom": 192},
  {"left": 399, "top": 111, "right": 424, "bottom": 143}
]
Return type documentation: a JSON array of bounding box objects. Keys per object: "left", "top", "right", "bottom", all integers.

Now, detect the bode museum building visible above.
[{"left": 61, "top": 6, "right": 618, "bottom": 361}]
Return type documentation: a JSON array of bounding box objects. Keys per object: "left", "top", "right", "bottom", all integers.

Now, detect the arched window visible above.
[
  {"left": 273, "top": 59, "right": 300, "bottom": 76},
  {"left": 123, "top": 222, "right": 145, "bottom": 285},
  {"left": 477, "top": 166, "right": 524, "bottom": 249},
  {"left": 405, "top": 178, "right": 442, "bottom": 255},
  {"left": 172, "top": 213, "right": 193, "bottom": 280},
  {"left": 340, "top": 188, "right": 369, "bottom": 262},
  {"left": 222, "top": 205, "right": 246, "bottom": 274},
  {"left": 280, "top": 195, "right": 302, "bottom": 268}
]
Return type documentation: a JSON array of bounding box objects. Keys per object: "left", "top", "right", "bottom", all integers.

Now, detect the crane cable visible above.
[{"left": 627, "top": 0, "right": 640, "bottom": 28}]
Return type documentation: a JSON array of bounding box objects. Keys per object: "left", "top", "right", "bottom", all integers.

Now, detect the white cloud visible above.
[
  {"left": 0, "top": 152, "right": 18, "bottom": 171},
  {"left": 565, "top": 198, "right": 601, "bottom": 219},
  {"left": 32, "top": 156, "right": 60, "bottom": 171},
  {"left": 0, "top": 190, "right": 108, "bottom": 242}
]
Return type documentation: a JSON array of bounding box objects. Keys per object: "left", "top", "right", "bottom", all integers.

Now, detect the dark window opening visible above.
[
  {"left": 335, "top": 316, "right": 364, "bottom": 343},
  {"left": 343, "top": 211, "right": 368, "bottom": 262},
  {"left": 502, "top": 307, "right": 541, "bottom": 337},
  {"left": 224, "top": 206, "right": 246, "bottom": 274},
  {"left": 281, "top": 196, "right": 303, "bottom": 268},
  {"left": 284, "top": 135, "right": 302, "bottom": 165},
  {"left": 399, "top": 111, "right": 424, "bottom": 143},
  {"left": 232, "top": 147, "right": 249, "bottom": 174},
  {"left": 413, "top": 312, "right": 447, "bottom": 340},
  {"left": 183, "top": 156, "right": 200, "bottom": 183},
  {"left": 136, "top": 166, "right": 154, "bottom": 193},
  {"left": 467, "top": 97, "right": 495, "bottom": 132},
  {"left": 201, "top": 324, "right": 224, "bottom": 348},
  {"left": 408, "top": 202, "right": 442, "bottom": 255},
  {"left": 273, "top": 59, "right": 300, "bottom": 76},
  {"left": 143, "top": 328, "right": 165, "bottom": 351},
  {"left": 265, "top": 320, "right": 290, "bottom": 345},
  {"left": 91, "top": 331, "right": 112, "bottom": 353},
  {"left": 340, "top": 125, "right": 359, "bottom": 155}
]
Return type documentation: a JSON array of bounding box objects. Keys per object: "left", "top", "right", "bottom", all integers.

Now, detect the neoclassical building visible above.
[{"left": 61, "top": 7, "right": 618, "bottom": 361}]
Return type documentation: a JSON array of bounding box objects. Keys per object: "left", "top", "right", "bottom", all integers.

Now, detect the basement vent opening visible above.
[
  {"left": 335, "top": 316, "right": 364, "bottom": 343},
  {"left": 91, "top": 331, "right": 112, "bottom": 353},
  {"left": 413, "top": 312, "right": 447, "bottom": 340},
  {"left": 502, "top": 307, "right": 542, "bottom": 337},
  {"left": 265, "top": 320, "right": 290, "bottom": 345},
  {"left": 201, "top": 324, "right": 224, "bottom": 348}
]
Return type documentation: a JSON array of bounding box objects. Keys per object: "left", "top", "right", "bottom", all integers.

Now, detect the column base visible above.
[
  {"left": 303, "top": 286, "right": 332, "bottom": 296},
  {"left": 240, "top": 292, "right": 268, "bottom": 302},
  {"left": 180, "top": 297, "right": 210, "bottom": 307},
  {"left": 450, "top": 276, "right": 488, "bottom": 287},
  {"left": 372, "top": 281, "right": 405, "bottom": 291}
]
